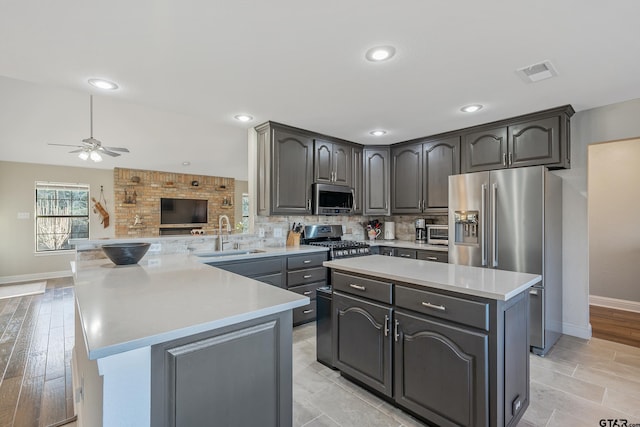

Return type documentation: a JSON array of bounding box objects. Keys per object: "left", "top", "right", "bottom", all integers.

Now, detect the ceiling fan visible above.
[{"left": 48, "top": 95, "right": 130, "bottom": 162}]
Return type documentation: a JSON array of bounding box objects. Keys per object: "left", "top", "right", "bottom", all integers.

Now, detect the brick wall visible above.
[{"left": 113, "top": 167, "right": 235, "bottom": 237}]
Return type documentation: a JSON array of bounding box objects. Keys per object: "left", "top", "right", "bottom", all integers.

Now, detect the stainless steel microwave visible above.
[
  {"left": 312, "top": 183, "right": 354, "bottom": 215},
  {"left": 426, "top": 224, "right": 448, "bottom": 245}
]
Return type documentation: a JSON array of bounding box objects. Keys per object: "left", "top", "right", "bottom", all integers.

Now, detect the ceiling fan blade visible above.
[
  {"left": 98, "top": 148, "right": 121, "bottom": 157},
  {"left": 103, "top": 146, "right": 130, "bottom": 153},
  {"left": 48, "top": 143, "right": 84, "bottom": 148}
]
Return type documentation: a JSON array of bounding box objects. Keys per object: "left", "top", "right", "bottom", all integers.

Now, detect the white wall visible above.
[
  {"left": 588, "top": 138, "right": 640, "bottom": 302},
  {"left": 0, "top": 161, "right": 114, "bottom": 281},
  {"left": 556, "top": 97, "right": 640, "bottom": 338}
]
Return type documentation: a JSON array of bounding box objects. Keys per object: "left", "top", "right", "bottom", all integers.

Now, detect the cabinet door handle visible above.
[
  {"left": 384, "top": 315, "right": 389, "bottom": 337},
  {"left": 307, "top": 199, "right": 312, "bottom": 210},
  {"left": 303, "top": 309, "right": 314, "bottom": 314},
  {"left": 303, "top": 291, "right": 312, "bottom": 295},
  {"left": 303, "top": 274, "right": 312, "bottom": 279},
  {"left": 400, "top": 254, "right": 412, "bottom": 258},
  {"left": 349, "top": 283, "right": 366, "bottom": 291},
  {"left": 502, "top": 152, "right": 507, "bottom": 166},
  {"left": 303, "top": 260, "right": 311, "bottom": 264},
  {"left": 351, "top": 188, "right": 356, "bottom": 212},
  {"left": 421, "top": 301, "right": 446, "bottom": 311},
  {"left": 508, "top": 152, "right": 513, "bottom": 165},
  {"left": 426, "top": 256, "right": 438, "bottom": 261},
  {"left": 394, "top": 319, "right": 400, "bottom": 342}
]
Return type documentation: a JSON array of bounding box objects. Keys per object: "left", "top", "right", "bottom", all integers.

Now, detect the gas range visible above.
[
  {"left": 308, "top": 240, "right": 371, "bottom": 259},
  {"left": 302, "top": 224, "right": 371, "bottom": 259}
]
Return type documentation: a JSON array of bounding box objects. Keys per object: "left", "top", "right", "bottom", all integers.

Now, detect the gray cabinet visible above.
[
  {"left": 256, "top": 122, "right": 314, "bottom": 215},
  {"left": 363, "top": 147, "right": 390, "bottom": 215},
  {"left": 209, "top": 257, "right": 285, "bottom": 288},
  {"left": 391, "top": 143, "right": 422, "bottom": 214},
  {"left": 393, "top": 310, "right": 488, "bottom": 427},
  {"left": 151, "top": 311, "right": 293, "bottom": 427},
  {"left": 462, "top": 106, "right": 574, "bottom": 173},
  {"left": 287, "top": 252, "right": 328, "bottom": 325},
  {"left": 352, "top": 146, "right": 363, "bottom": 214},
  {"left": 391, "top": 136, "right": 460, "bottom": 214},
  {"left": 329, "top": 269, "right": 530, "bottom": 427},
  {"left": 333, "top": 291, "right": 393, "bottom": 397},
  {"left": 314, "top": 139, "right": 352, "bottom": 187},
  {"left": 416, "top": 249, "right": 448, "bottom": 263},
  {"left": 396, "top": 248, "right": 417, "bottom": 259}
]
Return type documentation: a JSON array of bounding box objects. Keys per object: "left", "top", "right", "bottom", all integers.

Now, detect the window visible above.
[{"left": 35, "top": 182, "right": 90, "bottom": 252}]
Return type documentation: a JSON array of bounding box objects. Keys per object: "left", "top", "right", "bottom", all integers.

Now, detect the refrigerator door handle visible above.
[
  {"left": 492, "top": 183, "right": 498, "bottom": 267},
  {"left": 481, "top": 184, "right": 487, "bottom": 266}
]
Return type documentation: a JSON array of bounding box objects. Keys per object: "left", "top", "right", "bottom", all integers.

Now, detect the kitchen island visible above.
[
  {"left": 324, "top": 255, "right": 541, "bottom": 427},
  {"left": 72, "top": 254, "right": 309, "bottom": 427}
]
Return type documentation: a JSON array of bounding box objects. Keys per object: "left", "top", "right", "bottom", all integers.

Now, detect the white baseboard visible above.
[
  {"left": 0, "top": 270, "right": 72, "bottom": 285},
  {"left": 590, "top": 295, "right": 640, "bottom": 313},
  {"left": 563, "top": 321, "right": 592, "bottom": 340}
]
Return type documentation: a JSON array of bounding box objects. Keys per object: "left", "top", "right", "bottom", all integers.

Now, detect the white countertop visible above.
[
  {"left": 74, "top": 254, "right": 309, "bottom": 360},
  {"left": 365, "top": 240, "right": 449, "bottom": 252},
  {"left": 194, "top": 245, "right": 328, "bottom": 264},
  {"left": 324, "top": 255, "right": 541, "bottom": 301}
]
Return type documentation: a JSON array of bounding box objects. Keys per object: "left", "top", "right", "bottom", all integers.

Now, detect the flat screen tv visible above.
[{"left": 160, "top": 198, "right": 208, "bottom": 224}]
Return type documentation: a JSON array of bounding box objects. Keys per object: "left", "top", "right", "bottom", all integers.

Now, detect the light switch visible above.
[
  {"left": 273, "top": 228, "right": 282, "bottom": 238},
  {"left": 149, "top": 243, "right": 162, "bottom": 252},
  {"left": 17, "top": 212, "right": 30, "bottom": 219}
]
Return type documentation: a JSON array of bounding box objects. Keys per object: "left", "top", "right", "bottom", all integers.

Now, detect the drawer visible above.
[
  {"left": 214, "top": 257, "right": 283, "bottom": 276},
  {"left": 416, "top": 250, "right": 448, "bottom": 263},
  {"left": 288, "top": 282, "right": 323, "bottom": 299},
  {"left": 254, "top": 273, "right": 284, "bottom": 288},
  {"left": 287, "top": 267, "right": 327, "bottom": 287},
  {"left": 287, "top": 253, "right": 327, "bottom": 270},
  {"left": 396, "top": 248, "right": 416, "bottom": 259},
  {"left": 395, "top": 285, "right": 489, "bottom": 331},
  {"left": 332, "top": 271, "right": 392, "bottom": 304},
  {"left": 293, "top": 300, "right": 317, "bottom": 325}
]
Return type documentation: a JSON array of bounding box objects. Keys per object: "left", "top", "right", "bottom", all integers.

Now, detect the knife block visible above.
[{"left": 286, "top": 231, "right": 301, "bottom": 247}]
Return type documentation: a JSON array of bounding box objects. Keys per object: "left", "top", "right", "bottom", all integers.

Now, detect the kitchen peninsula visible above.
[
  {"left": 72, "top": 253, "right": 309, "bottom": 427},
  {"left": 324, "top": 255, "right": 541, "bottom": 427}
]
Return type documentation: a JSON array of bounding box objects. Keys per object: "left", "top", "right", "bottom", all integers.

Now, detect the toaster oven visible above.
[{"left": 426, "top": 225, "right": 448, "bottom": 245}]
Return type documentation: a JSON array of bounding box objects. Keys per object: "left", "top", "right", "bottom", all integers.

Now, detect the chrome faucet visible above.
[{"left": 218, "top": 215, "right": 231, "bottom": 251}]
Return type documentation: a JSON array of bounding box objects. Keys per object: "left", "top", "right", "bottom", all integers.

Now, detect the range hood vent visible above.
[{"left": 516, "top": 60, "right": 558, "bottom": 83}]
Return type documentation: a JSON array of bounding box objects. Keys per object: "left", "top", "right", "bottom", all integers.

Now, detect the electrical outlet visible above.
[
  {"left": 149, "top": 243, "right": 161, "bottom": 252},
  {"left": 258, "top": 228, "right": 265, "bottom": 238},
  {"left": 17, "top": 212, "right": 30, "bottom": 219},
  {"left": 273, "top": 228, "right": 282, "bottom": 238},
  {"left": 147, "top": 258, "right": 161, "bottom": 267}
]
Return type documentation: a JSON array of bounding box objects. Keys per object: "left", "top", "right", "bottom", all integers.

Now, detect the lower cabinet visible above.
[
  {"left": 394, "top": 310, "right": 488, "bottom": 427},
  {"left": 330, "top": 269, "right": 529, "bottom": 427},
  {"left": 150, "top": 311, "right": 293, "bottom": 427},
  {"left": 333, "top": 291, "right": 393, "bottom": 397}
]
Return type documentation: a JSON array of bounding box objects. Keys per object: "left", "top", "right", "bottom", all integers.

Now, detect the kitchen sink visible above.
[{"left": 192, "top": 249, "right": 265, "bottom": 258}]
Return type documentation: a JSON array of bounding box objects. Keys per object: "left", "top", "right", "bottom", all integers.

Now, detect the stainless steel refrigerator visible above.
[{"left": 448, "top": 166, "right": 562, "bottom": 355}]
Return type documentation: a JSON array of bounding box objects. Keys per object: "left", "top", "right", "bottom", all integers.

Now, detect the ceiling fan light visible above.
[
  {"left": 90, "top": 151, "right": 103, "bottom": 162},
  {"left": 78, "top": 151, "right": 89, "bottom": 161},
  {"left": 88, "top": 79, "right": 119, "bottom": 90}
]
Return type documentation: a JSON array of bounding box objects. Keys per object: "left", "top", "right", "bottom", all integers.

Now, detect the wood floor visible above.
[
  {"left": 0, "top": 278, "right": 75, "bottom": 427},
  {"left": 590, "top": 305, "right": 640, "bottom": 348}
]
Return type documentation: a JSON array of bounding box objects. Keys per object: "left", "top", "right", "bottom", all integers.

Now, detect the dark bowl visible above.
[{"left": 101, "top": 242, "right": 151, "bottom": 265}]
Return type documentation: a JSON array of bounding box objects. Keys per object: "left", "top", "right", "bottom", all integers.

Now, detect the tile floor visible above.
[{"left": 292, "top": 323, "right": 640, "bottom": 427}]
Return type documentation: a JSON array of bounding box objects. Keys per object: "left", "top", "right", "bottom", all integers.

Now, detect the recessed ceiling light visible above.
[
  {"left": 234, "top": 114, "right": 253, "bottom": 122},
  {"left": 369, "top": 130, "right": 387, "bottom": 136},
  {"left": 365, "top": 46, "right": 396, "bottom": 62},
  {"left": 88, "top": 79, "right": 119, "bottom": 90},
  {"left": 460, "top": 104, "right": 483, "bottom": 113},
  {"left": 182, "top": 161, "right": 191, "bottom": 166}
]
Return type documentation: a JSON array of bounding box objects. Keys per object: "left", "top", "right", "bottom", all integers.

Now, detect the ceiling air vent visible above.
[{"left": 516, "top": 60, "right": 558, "bottom": 83}]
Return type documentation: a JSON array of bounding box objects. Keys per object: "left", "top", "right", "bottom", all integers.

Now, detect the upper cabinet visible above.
[
  {"left": 256, "top": 122, "right": 314, "bottom": 216},
  {"left": 461, "top": 105, "right": 574, "bottom": 173},
  {"left": 352, "top": 146, "right": 363, "bottom": 215},
  {"left": 363, "top": 147, "right": 390, "bottom": 216},
  {"left": 391, "top": 136, "right": 460, "bottom": 214},
  {"left": 314, "top": 139, "right": 352, "bottom": 187}
]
